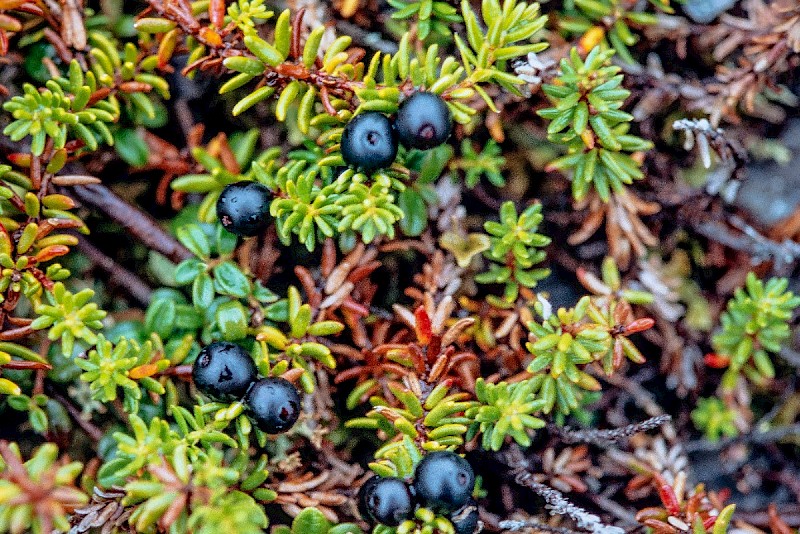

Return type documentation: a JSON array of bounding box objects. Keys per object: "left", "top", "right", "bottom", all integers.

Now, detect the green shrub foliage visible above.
[{"left": 3, "top": 0, "right": 786, "bottom": 531}]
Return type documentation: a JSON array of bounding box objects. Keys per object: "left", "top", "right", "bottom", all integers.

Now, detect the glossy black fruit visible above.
[
  {"left": 244, "top": 377, "right": 301, "bottom": 434},
  {"left": 413, "top": 451, "right": 475, "bottom": 514},
  {"left": 395, "top": 91, "right": 453, "bottom": 150},
  {"left": 359, "top": 476, "right": 415, "bottom": 526},
  {"left": 216, "top": 181, "right": 273, "bottom": 236},
  {"left": 192, "top": 341, "right": 258, "bottom": 401},
  {"left": 450, "top": 499, "right": 479, "bottom": 534},
  {"left": 357, "top": 476, "right": 380, "bottom": 521},
  {"left": 340, "top": 111, "right": 398, "bottom": 172}
]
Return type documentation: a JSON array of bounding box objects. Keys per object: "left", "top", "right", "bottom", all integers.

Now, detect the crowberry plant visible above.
[{"left": 1, "top": 0, "right": 798, "bottom": 532}]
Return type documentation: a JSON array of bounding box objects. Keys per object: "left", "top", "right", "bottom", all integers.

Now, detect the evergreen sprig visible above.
[
  {"left": 711, "top": 272, "right": 800, "bottom": 389},
  {"left": 97, "top": 406, "right": 271, "bottom": 490},
  {"left": 347, "top": 381, "right": 476, "bottom": 454},
  {"left": 456, "top": 139, "right": 506, "bottom": 189},
  {"left": 558, "top": 0, "right": 673, "bottom": 64},
  {"left": 32, "top": 283, "right": 107, "bottom": 356},
  {"left": 2, "top": 61, "right": 119, "bottom": 156},
  {"left": 226, "top": 0, "right": 274, "bottom": 32},
  {"left": 388, "top": 0, "right": 462, "bottom": 40},
  {"left": 0, "top": 441, "right": 87, "bottom": 534},
  {"left": 691, "top": 397, "right": 739, "bottom": 441},
  {"left": 466, "top": 378, "right": 547, "bottom": 451},
  {"left": 74, "top": 334, "right": 169, "bottom": 413},
  {"left": 538, "top": 47, "right": 653, "bottom": 201},
  {"left": 526, "top": 296, "right": 608, "bottom": 415},
  {"left": 123, "top": 446, "right": 270, "bottom": 533},
  {"left": 475, "top": 201, "right": 551, "bottom": 302}
]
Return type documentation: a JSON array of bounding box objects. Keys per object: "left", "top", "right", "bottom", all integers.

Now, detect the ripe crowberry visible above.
[
  {"left": 395, "top": 91, "right": 453, "bottom": 150},
  {"left": 244, "top": 377, "right": 301, "bottom": 434},
  {"left": 413, "top": 451, "right": 475, "bottom": 514},
  {"left": 358, "top": 476, "right": 415, "bottom": 526},
  {"left": 192, "top": 341, "right": 258, "bottom": 401},
  {"left": 340, "top": 111, "right": 398, "bottom": 172},
  {"left": 216, "top": 181, "right": 273, "bottom": 237},
  {"left": 450, "top": 499, "right": 479, "bottom": 534},
  {"left": 357, "top": 476, "right": 380, "bottom": 521}
]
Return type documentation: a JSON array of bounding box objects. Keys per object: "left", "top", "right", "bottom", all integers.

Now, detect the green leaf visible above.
[
  {"left": 192, "top": 272, "right": 215, "bottom": 309},
  {"left": 244, "top": 35, "right": 284, "bottom": 66},
  {"left": 174, "top": 259, "right": 204, "bottom": 285},
  {"left": 145, "top": 298, "right": 176, "bottom": 338},
  {"left": 303, "top": 27, "right": 326, "bottom": 68},
  {"left": 232, "top": 86, "right": 276, "bottom": 116},
  {"left": 291, "top": 508, "right": 331, "bottom": 534},
  {"left": 113, "top": 128, "right": 149, "bottom": 167},
  {"left": 213, "top": 261, "right": 251, "bottom": 298},
  {"left": 177, "top": 224, "right": 211, "bottom": 259},
  {"left": 216, "top": 300, "right": 249, "bottom": 341},
  {"left": 398, "top": 188, "right": 428, "bottom": 237}
]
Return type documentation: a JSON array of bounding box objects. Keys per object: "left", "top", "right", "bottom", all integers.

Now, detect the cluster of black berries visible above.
[
  {"left": 357, "top": 451, "right": 479, "bottom": 534},
  {"left": 192, "top": 341, "right": 301, "bottom": 434},
  {"left": 341, "top": 91, "right": 453, "bottom": 172},
  {"left": 214, "top": 92, "right": 451, "bottom": 237}
]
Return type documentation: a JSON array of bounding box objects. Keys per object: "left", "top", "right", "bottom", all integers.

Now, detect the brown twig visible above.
[
  {"left": 684, "top": 423, "right": 800, "bottom": 453},
  {"left": 76, "top": 237, "right": 154, "bottom": 305},
  {"left": 48, "top": 389, "right": 104, "bottom": 442},
  {"left": 694, "top": 216, "right": 800, "bottom": 273},
  {"left": 0, "top": 325, "right": 34, "bottom": 341},
  {"left": 69, "top": 184, "right": 192, "bottom": 263},
  {"left": 2, "top": 360, "right": 52, "bottom": 370},
  {"left": 733, "top": 504, "right": 800, "bottom": 528}
]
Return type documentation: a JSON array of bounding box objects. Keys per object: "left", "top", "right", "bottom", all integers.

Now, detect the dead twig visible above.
[
  {"left": 76, "top": 238, "right": 154, "bottom": 305},
  {"left": 499, "top": 520, "right": 582, "bottom": 534},
  {"left": 510, "top": 471, "right": 625, "bottom": 534},
  {"left": 47, "top": 389, "right": 104, "bottom": 443},
  {"left": 551, "top": 415, "right": 672, "bottom": 447},
  {"left": 694, "top": 216, "right": 800, "bottom": 272},
  {"left": 684, "top": 423, "right": 800, "bottom": 453},
  {"left": 70, "top": 184, "right": 192, "bottom": 264},
  {"left": 778, "top": 347, "right": 800, "bottom": 367},
  {"left": 334, "top": 20, "right": 398, "bottom": 54}
]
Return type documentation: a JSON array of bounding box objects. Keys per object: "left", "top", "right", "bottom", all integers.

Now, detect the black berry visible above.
[
  {"left": 357, "top": 476, "right": 380, "bottom": 521},
  {"left": 450, "top": 499, "right": 479, "bottom": 534},
  {"left": 359, "top": 476, "right": 415, "bottom": 526},
  {"left": 192, "top": 341, "right": 258, "bottom": 401},
  {"left": 244, "top": 377, "right": 301, "bottom": 434},
  {"left": 395, "top": 91, "right": 453, "bottom": 150},
  {"left": 340, "top": 111, "right": 398, "bottom": 172},
  {"left": 216, "top": 181, "right": 273, "bottom": 237},
  {"left": 413, "top": 451, "right": 475, "bottom": 514}
]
